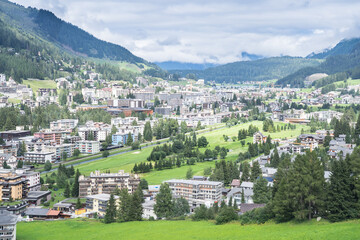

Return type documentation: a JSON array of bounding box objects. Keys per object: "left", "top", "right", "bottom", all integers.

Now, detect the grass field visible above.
[
  {"left": 23, "top": 79, "right": 57, "bottom": 94},
  {"left": 72, "top": 121, "right": 310, "bottom": 185},
  {"left": 17, "top": 219, "right": 360, "bottom": 240}
]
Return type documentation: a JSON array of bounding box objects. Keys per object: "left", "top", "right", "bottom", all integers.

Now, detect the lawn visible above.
[
  {"left": 71, "top": 121, "right": 309, "bottom": 185},
  {"left": 17, "top": 219, "right": 360, "bottom": 240},
  {"left": 23, "top": 79, "right": 57, "bottom": 94}
]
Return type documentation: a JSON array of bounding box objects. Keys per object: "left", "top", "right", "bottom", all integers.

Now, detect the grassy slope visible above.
[
  {"left": 17, "top": 219, "right": 360, "bottom": 240},
  {"left": 23, "top": 79, "right": 57, "bottom": 93},
  {"left": 74, "top": 121, "right": 310, "bottom": 185}
]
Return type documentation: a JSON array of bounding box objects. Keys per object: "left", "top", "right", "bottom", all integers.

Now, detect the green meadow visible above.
[
  {"left": 17, "top": 219, "right": 360, "bottom": 240},
  {"left": 72, "top": 121, "right": 310, "bottom": 184}
]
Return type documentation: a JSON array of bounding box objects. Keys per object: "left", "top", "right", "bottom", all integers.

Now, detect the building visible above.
[
  {"left": 142, "top": 199, "right": 156, "bottom": 219},
  {"left": 75, "top": 141, "right": 100, "bottom": 154},
  {"left": 45, "top": 144, "right": 75, "bottom": 160},
  {"left": 26, "top": 191, "right": 51, "bottom": 206},
  {"left": 78, "top": 170, "right": 140, "bottom": 198},
  {"left": 24, "top": 151, "right": 55, "bottom": 164},
  {"left": 112, "top": 133, "right": 133, "bottom": 146},
  {"left": 85, "top": 194, "right": 119, "bottom": 216},
  {"left": 50, "top": 119, "right": 78, "bottom": 131},
  {"left": 227, "top": 187, "right": 254, "bottom": 206},
  {"left": 15, "top": 168, "right": 41, "bottom": 191},
  {"left": 155, "top": 106, "right": 172, "bottom": 116},
  {"left": 0, "top": 210, "right": 17, "bottom": 240},
  {"left": 0, "top": 171, "right": 28, "bottom": 201},
  {"left": 0, "top": 130, "right": 31, "bottom": 141},
  {"left": 253, "top": 132, "right": 267, "bottom": 144},
  {"left": 34, "top": 131, "right": 70, "bottom": 145},
  {"left": 165, "top": 179, "right": 223, "bottom": 208}
]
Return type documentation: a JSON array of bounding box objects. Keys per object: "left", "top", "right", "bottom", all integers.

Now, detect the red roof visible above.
[{"left": 47, "top": 210, "right": 61, "bottom": 216}]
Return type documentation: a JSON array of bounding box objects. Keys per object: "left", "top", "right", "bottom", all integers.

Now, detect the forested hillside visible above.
[
  {"left": 277, "top": 38, "right": 360, "bottom": 87},
  {"left": 170, "top": 57, "right": 321, "bottom": 83},
  {"left": 0, "top": 0, "right": 153, "bottom": 82}
]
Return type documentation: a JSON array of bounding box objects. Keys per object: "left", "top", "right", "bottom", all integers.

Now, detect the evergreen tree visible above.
[
  {"left": 75, "top": 198, "right": 82, "bottom": 209},
  {"left": 241, "top": 189, "right": 245, "bottom": 203},
  {"left": 253, "top": 176, "right": 271, "bottom": 204},
  {"left": 64, "top": 182, "right": 70, "bottom": 198},
  {"left": 139, "top": 179, "right": 148, "bottom": 190},
  {"left": 118, "top": 188, "right": 131, "bottom": 222},
  {"left": 271, "top": 147, "right": 280, "bottom": 168},
  {"left": 143, "top": 121, "right": 153, "bottom": 141},
  {"left": 16, "top": 160, "right": 23, "bottom": 169},
  {"left": 126, "top": 132, "right": 133, "bottom": 146},
  {"left": 154, "top": 183, "right": 174, "bottom": 219},
  {"left": 130, "top": 187, "right": 144, "bottom": 221},
  {"left": 173, "top": 197, "right": 190, "bottom": 217},
  {"left": 44, "top": 160, "right": 52, "bottom": 171},
  {"left": 251, "top": 161, "right": 262, "bottom": 181},
  {"left": 71, "top": 169, "right": 80, "bottom": 197},
  {"left": 327, "top": 157, "right": 358, "bottom": 222},
  {"left": 104, "top": 193, "right": 117, "bottom": 224},
  {"left": 240, "top": 162, "right": 250, "bottom": 182},
  {"left": 186, "top": 168, "right": 194, "bottom": 179}
]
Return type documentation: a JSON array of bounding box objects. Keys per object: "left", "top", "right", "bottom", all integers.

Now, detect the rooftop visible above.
[
  {"left": 0, "top": 210, "right": 17, "bottom": 225},
  {"left": 165, "top": 179, "right": 223, "bottom": 186}
]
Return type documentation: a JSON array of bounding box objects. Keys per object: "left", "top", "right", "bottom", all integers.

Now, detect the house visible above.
[
  {"left": 26, "top": 191, "right": 51, "bottom": 206},
  {"left": 24, "top": 208, "right": 62, "bottom": 219},
  {"left": 253, "top": 132, "right": 267, "bottom": 144},
  {"left": 142, "top": 199, "right": 156, "bottom": 219},
  {"left": 0, "top": 210, "right": 17, "bottom": 240},
  {"left": 85, "top": 194, "right": 120, "bottom": 216},
  {"left": 227, "top": 187, "right": 254, "bottom": 207},
  {"left": 53, "top": 202, "right": 73, "bottom": 212},
  {"left": 230, "top": 179, "right": 241, "bottom": 189}
]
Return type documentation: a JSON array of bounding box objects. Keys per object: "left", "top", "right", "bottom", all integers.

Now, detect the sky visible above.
[{"left": 10, "top": 0, "right": 360, "bottom": 64}]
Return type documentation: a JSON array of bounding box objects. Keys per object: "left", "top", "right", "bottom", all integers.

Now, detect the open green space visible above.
[
  {"left": 23, "top": 79, "right": 57, "bottom": 93},
  {"left": 17, "top": 219, "right": 360, "bottom": 240},
  {"left": 72, "top": 121, "right": 310, "bottom": 185}
]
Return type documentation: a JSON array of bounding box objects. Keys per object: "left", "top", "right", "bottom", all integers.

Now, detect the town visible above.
[{"left": 1, "top": 66, "right": 360, "bottom": 239}]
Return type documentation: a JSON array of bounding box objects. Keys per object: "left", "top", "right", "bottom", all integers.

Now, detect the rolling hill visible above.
[{"left": 170, "top": 57, "right": 322, "bottom": 83}]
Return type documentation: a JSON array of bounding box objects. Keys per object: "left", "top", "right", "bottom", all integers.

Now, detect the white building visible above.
[
  {"left": 24, "top": 151, "right": 55, "bottom": 164},
  {"left": 75, "top": 141, "right": 100, "bottom": 154}
]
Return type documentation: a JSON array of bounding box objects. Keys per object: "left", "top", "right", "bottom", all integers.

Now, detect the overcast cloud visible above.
[{"left": 10, "top": 0, "right": 360, "bottom": 64}]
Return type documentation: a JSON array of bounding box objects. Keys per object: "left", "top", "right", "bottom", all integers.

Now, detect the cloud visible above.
[{"left": 9, "top": 0, "right": 360, "bottom": 64}]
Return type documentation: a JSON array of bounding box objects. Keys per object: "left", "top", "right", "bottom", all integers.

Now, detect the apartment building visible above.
[
  {"left": 45, "top": 144, "right": 75, "bottom": 160},
  {"left": 50, "top": 119, "right": 78, "bottom": 131},
  {"left": 165, "top": 179, "right": 223, "bottom": 208},
  {"left": 24, "top": 151, "right": 55, "bottom": 164},
  {"left": 85, "top": 194, "right": 120, "bottom": 216},
  {"left": 253, "top": 132, "right": 267, "bottom": 144},
  {"left": 34, "top": 131, "right": 71, "bottom": 145},
  {"left": 0, "top": 210, "right": 17, "bottom": 240},
  {"left": 0, "top": 171, "right": 28, "bottom": 201},
  {"left": 15, "top": 168, "right": 41, "bottom": 192},
  {"left": 78, "top": 170, "right": 140, "bottom": 198},
  {"left": 75, "top": 141, "right": 100, "bottom": 154}
]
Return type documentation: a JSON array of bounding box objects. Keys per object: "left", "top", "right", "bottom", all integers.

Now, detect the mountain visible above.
[
  {"left": 277, "top": 38, "right": 360, "bottom": 87},
  {"left": 240, "top": 51, "right": 263, "bottom": 61},
  {"left": 307, "top": 38, "right": 360, "bottom": 59},
  {"left": 170, "top": 57, "right": 321, "bottom": 83},
  {"left": 155, "top": 61, "right": 218, "bottom": 71},
  {"left": 0, "top": 0, "right": 145, "bottom": 63}
]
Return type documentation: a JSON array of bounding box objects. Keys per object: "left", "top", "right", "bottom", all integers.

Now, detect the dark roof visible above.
[
  {"left": 27, "top": 191, "right": 51, "bottom": 200},
  {"left": 25, "top": 208, "right": 49, "bottom": 217},
  {"left": 239, "top": 203, "right": 266, "bottom": 214},
  {"left": 0, "top": 210, "right": 17, "bottom": 225}
]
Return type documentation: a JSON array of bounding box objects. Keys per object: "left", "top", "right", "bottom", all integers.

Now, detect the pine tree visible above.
[
  {"left": 71, "top": 169, "right": 80, "bottom": 197},
  {"left": 75, "top": 198, "right": 82, "bottom": 209},
  {"left": 253, "top": 176, "right": 271, "bottom": 204},
  {"left": 117, "top": 188, "right": 131, "bottom": 222},
  {"left": 327, "top": 157, "right": 358, "bottom": 222},
  {"left": 241, "top": 189, "right": 245, "bottom": 203},
  {"left": 271, "top": 147, "right": 280, "bottom": 167},
  {"left": 126, "top": 132, "right": 133, "bottom": 146},
  {"left": 104, "top": 193, "right": 117, "bottom": 223},
  {"left": 240, "top": 162, "right": 250, "bottom": 182},
  {"left": 154, "top": 183, "right": 174, "bottom": 219},
  {"left": 251, "top": 161, "right": 262, "bottom": 181},
  {"left": 64, "top": 182, "right": 70, "bottom": 198},
  {"left": 130, "top": 187, "right": 144, "bottom": 221},
  {"left": 143, "top": 121, "right": 153, "bottom": 141}
]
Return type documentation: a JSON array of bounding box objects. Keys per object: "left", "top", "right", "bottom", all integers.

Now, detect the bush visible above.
[
  {"left": 238, "top": 204, "right": 274, "bottom": 225},
  {"left": 215, "top": 207, "right": 238, "bottom": 225}
]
